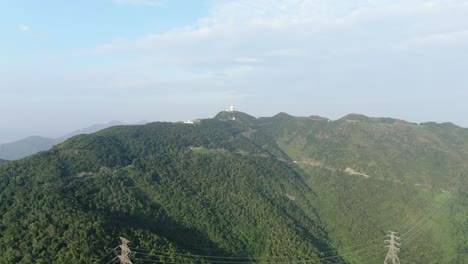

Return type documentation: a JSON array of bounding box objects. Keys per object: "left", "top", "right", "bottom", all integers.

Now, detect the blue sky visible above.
[{"left": 1, "top": 0, "right": 468, "bottom": 143}]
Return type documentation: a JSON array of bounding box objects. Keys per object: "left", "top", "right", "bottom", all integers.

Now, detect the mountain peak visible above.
[
  {"left": 271, "top": 112, "right": 295, "bottom": 120},
  {"left": 337, "top": 113, "right": 369, "bottom": 123},
  {"left": 214, "top": 109, "right": 256, "bottom": 123}
]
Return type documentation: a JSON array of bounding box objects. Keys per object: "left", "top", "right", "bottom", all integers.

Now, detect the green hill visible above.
[
  {"left": 0, "top": 120, "right": 341, "bottom": 263},
  {"left": 0, "top": 159, "right": 7, "bottom": 164},
  {"left": 256, "top": 113, "right": 468, "bottom": 185},
  {"left": 0, "top": 112, "right": 466, "bottom": 263},
  {"left": 214, "top": 110, "right": 257, "bottom": 124},
  {"left": 254, "top": 113, "right": 468, "bottom": 263}
]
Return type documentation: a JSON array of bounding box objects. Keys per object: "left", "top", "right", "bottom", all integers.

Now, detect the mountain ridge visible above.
[
  {"left": 0, "top": 119, "right": 343, "bottom": 263},
  {"left": 0, "top": 110, "right": 466, "bottom": 263},
  {"left": 0, "top": 120, "right": 148, "bottom": 160}
]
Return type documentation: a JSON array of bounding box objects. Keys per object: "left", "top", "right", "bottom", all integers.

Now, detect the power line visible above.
[
  {"left": 399, "top": 175, "right": 466, "bottom": 243},
  {"left": 402, "top": 188, "right": 464, "bottom": 244},
  {"left": 131, "top": 257, "right": 181, "bottom": 263},
  {"left": 102, "top": 172, "right": 466, "bottom": 264},
  {"left": 133, "top": 249, "right": 257, "bottom": 260},
  {"left": 399, "top": 174, "right": 466, "bottom": 237},
  {"left": 128, "top": 231, "right": 387, "bottom": 263},
  {"left": 95, "top": 250, "right": 116, "bottom": 264},
  {"left": 104, "top": 256, "right": 119, "bottom": 264},
  {"left": 332, "top": 173, "right": 467, "bottom": 263},
  {"left": 133, "top": 249, "right": 357, "bottom": 264},
  {"left": 133, "top": 252, "right": 253, "bottom": 264}
]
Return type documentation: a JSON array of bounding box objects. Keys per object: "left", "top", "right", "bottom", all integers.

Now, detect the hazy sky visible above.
[{"left": 1, "top": 0, "right": 468, "bottom": 143}]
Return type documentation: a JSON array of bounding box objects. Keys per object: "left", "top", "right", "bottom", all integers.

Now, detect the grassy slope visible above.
[{"left": 255, "top": 114, "right": 468, "bottom": 263}]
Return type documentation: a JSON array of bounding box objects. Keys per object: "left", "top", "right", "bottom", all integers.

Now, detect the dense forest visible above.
[{"left": 0, "top": 111, "right": 466, "bottom": 263}]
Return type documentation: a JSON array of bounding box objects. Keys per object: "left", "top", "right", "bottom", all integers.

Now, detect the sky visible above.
[{"left": 1, "top": 0, "right": 468, "bottom": 143}]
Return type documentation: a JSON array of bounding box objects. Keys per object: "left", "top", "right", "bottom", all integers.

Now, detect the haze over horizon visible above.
[{"left": 2, "top": 0, "right": 468, "bottom": 143}]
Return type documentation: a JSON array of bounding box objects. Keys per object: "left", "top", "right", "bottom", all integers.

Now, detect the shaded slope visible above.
[{"left": 0, "top": 120, "right": 340, "bottom": 263}]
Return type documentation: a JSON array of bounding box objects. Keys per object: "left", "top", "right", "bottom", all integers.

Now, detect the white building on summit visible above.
[{"left": 225, "top": 106, "right": 235, "bottom": 112}]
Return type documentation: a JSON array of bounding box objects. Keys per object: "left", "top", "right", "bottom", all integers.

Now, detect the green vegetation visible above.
[
  {"left": 0, "top": 112, "right": 466, "bottom": 263},
  {"left": 0, "top": 120, "right": 341, "bottom": 263},
  {"left": 254, "top": 113, "right": 468, "bottom": 263}
]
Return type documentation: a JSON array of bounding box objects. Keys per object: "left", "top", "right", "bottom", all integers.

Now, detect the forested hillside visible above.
[
  {"left": 253, "top": 113, "right": 468, "bottom": 263},
  {"left": 255, "top": 113, "right": 468, "bottom": 186},
  {"left": 0, "top": 111, "right": 466, "bottom": 263}
]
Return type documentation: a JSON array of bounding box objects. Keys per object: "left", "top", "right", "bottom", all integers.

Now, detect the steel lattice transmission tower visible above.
[
  {"left": 117, "top": 237, "right": 132, "bottom": 264},
  {"left": 384, "top": 231, "right": 401, "bottom": 264}
]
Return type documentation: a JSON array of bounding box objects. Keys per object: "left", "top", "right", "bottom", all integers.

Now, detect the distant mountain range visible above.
[{"left": 0, "top": 120, "right": 147, "bottom": 160}]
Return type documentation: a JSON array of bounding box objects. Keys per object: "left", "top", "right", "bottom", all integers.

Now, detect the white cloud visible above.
[
  {"left": 16, "top": 24, "right": 50, "bottom": 39},
  {"left": 67, "top": 0, "right": 468, "bottom": 121},
  {"left": 233, "top": 57, "right": 259, "bottom": 64},
  {"left": 90, "top": 0, "right": 468, "bottom": 55},
  {"left": 77, "top": 0, "right": 468, "bottom": 86},
  {"left": 112, "top": 0, "right": 163, "bottom": 6},
  {"left": 5, "top": 0, "right": 468, "bottom": 143},
  {"left": 265, "top": 49, "right": 305, "bottom": 58},
  {"left": 403, "top": 30, "right": 468, "bottom": 47},
  {"left": 18, "top": 24, "right": 30, "bottom": 32}
]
